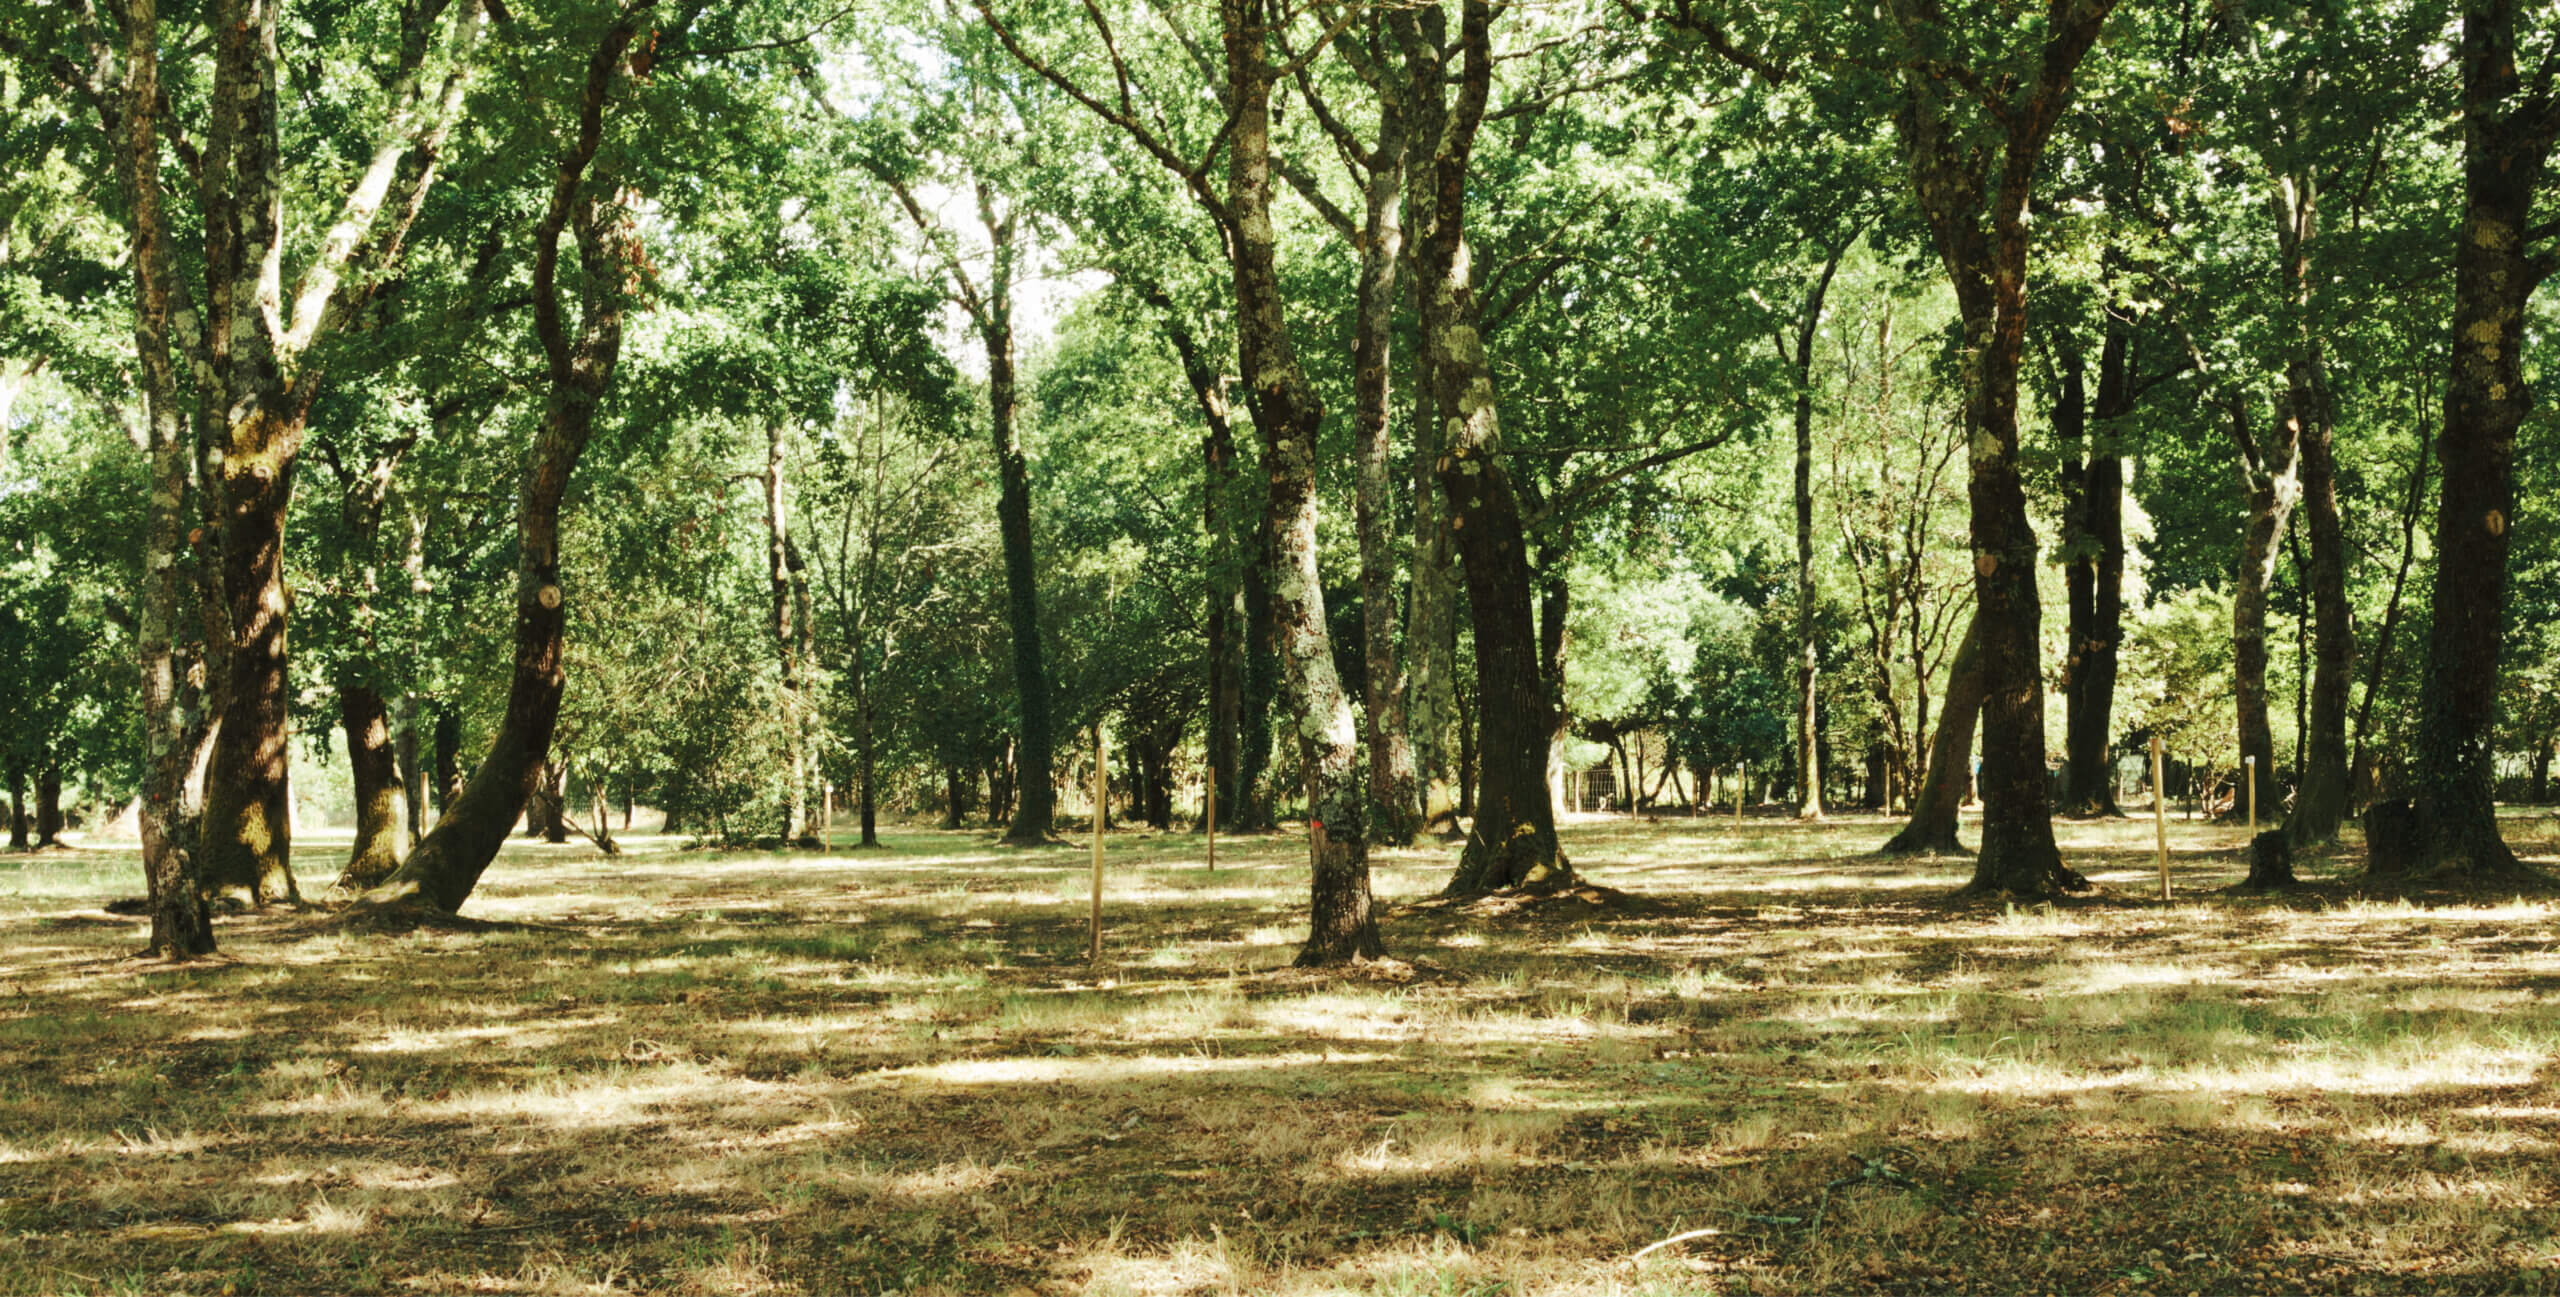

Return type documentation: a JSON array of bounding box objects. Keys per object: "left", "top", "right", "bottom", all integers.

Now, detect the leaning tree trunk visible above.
[
  {"left": 359, "top": 11, "right": 653, "bottom": 915},
  {"left": 2390, "top": 3, "right": 2551, "bottom": 877},
  {"left": 115, "top": 0, "right": 214, "bottom": 955},
  {"left": 1225, "top": 0, "right": 1382, "bottom": 964},
  {"left": 337, "top": 684, "right": 407, "bottom": 888},
  {"left": 1882, "top": 614, "right": 1982, "bottom": 855},
  {"left": 1406, "top": 0, "right": 1571, "bottom": 895}
]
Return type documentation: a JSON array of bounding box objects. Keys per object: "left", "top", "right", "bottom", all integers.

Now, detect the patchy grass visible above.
[{"left": 4, "top": 809, "right": 2560, "bottom": 1295}]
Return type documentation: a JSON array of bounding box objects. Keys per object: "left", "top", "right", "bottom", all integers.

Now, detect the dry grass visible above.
[{"left": 4, "top": 809, "right": 2560, "bottom": 1295}]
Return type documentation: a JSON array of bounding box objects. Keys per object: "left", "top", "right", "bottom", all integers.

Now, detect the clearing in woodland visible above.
[{"left": 4, "top": 813, "right": 2559, "bottom": 1296}]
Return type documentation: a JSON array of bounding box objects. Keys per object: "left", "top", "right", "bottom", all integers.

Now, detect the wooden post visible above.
[
  {"left": 2151, "top": 735, "right": 2170, "bottom": 901},
  {"left": 2245, "top": 755, "right": 2257, "bottom": 837},
  {"left": 1089, "top": 728, "right": 1106, "bottom": 962},
  {"left": 1205, "top": 768, "right": 1216, "bottom": 872}
]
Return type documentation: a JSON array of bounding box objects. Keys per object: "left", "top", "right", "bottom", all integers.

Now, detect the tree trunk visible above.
[
  {"left": 1409, "top": 336, "right": 1463, "bottom": 839},
  {"left": 1237, "top": 510, "right": 1279, "bottom": 831},
  {"left": 1882, "top": 614, "right": 1981, "bottom": 855},
  {"left": 858, "top": 661, "right": 880, "bottom": 848},
  {"left": 940, "top": 764, "right": 965, "bottom": 829},
  {"left": 6, "top": 767, "right": 26, "bottom": 850},
  {"left": 1226, "top": 0, "right": 1382, "bottom": 964},
  {"left": 2388, "top": 5, "right": 2550, "bottom": 876},
  {"left": 1351, "top": 97, "right": 1422, "bottom": 847},
  {"left": 2228, "top": 394, "right": 2299, "bottom": 830},
  {"left": 35, "top": 760, "right": 62, "bottom": 847},
  {"left": 432, "top": 706, "right": 460, "bottom": 812},
  {"left": 1789, "top": 248, "right": 1847, "bottom": 822},
  {"left": 529, "top": 761, "right": 569, "bottom": 844},
  {"left": 396, "top": 692, "right": 424, "bottom": 844},
  {"left": 2273, "top": 186, "right": 2355, "bottom": 845},
  {"left": 1141, "top": 284, "right": 1248, "bottom": 833},
  {"left": 199, "top": 439, "right": 302, "bottom": 905},
  {"left": 117, "top": 0, "right": 215, "bottom": 954},
  {"left": 2351, "top": 417, "right": 2429, "bottom": 805},
  {"left": 359, "top": 11, "right": 655, "bottom": 914},
  {"left": 764, "top": 420, "right": 805, "bottom": 845},
  {"left": 1886, "top": 0, "right": 2108, "bottom": 896},
  {"left": 2532, "top": 739, "right": 2552, "bottom": 804},
  {"left": 2058, "top": 311, "right": 2132, "bottom": 816},
  {"left": 984, "top": 238, "right": 1057, "bottom": 847},
  {"left": 1402, "top": 2, "right": 1572, "bottom": 896},
  {"left": 337, "top": 684, "right": 406, "bottom": 889}
]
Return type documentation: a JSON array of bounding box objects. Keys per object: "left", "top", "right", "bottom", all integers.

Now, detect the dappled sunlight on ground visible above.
[{"left": 3, "top": 810, "right": 2560, "bottom": 1293}]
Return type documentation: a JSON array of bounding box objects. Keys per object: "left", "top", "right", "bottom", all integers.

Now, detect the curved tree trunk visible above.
[
  {"left": 1885, "top": 0, "right": 2108, "bottom": 896},
  {"left": 1406, "top": 1, "right": 1571, "bottom": 896},
  {"left": 1226, "top": 0, "right": 1381, "bottom": 964},
  {"left": 360, "top": 11, "right": 654, "bottom": 915},
  {"left": 1883, "top": 614, "right": 1982, "bottom": 855},
  {"left": 337, "top": 684, "right": 406, "bottom": 889}
]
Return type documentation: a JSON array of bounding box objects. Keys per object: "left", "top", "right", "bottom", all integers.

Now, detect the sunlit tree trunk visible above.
[
  {"left": 2225, "top": 392, "right": 2299, "bottom": 827},
  {"left": 1350, "top": 95, "right": 1422, "bottom": 847},
  {"left": 116, "top": 0, "right": 215, "bottom": 954},
  {"left": 763, "top": 420, "right": 806, "bottom": 844},
  {"left": 2389, "top": 0, "right": 2553, "bottom": 876},
  {"left": 1226, "top": 0, "right": 1381, "bottom": 963},
  {"left": 337, "top": 685, "right": 406, "bottom": 888}
]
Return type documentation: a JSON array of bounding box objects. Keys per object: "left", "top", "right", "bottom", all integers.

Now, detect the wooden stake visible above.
[
  {"left": 1089, "top": 728, "right": 1106, "bottom": 962},
  {"left": 2151, "top": 735, "right": 2170, "bottom": 901},
  {"left": 1205, "top": 768, "right": 1217, "bottom": 872},
  {"left": 2245, "top": 754, "right": 2257, "bottom": 837}
]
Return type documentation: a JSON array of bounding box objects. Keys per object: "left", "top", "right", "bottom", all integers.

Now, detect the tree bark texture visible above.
[
  {"left": 1351, "top": 92, "right": 1423, "bottom": 848},
  {"left": 1404, "top": 0, "right": 1571, "bottom": 895},
  {"left": 2056, "top": 312, "right": 2132, "bottom": 816},
  {"left": 337, "top": 684, "right": 407, "bottom": 888},
  {"left": 1408, "top": 338, "right": 1463, "bottom": 839},
  {"left": 1886, "top": 0, "right": 2114, "bottom": 895},
  {"left": 1226, "top": 0, "right": 1382, "bottom": 963},
  {"left": 118, "top": 0, "right": 215, "bottom": 955},
  {"left": 2392, "top": 1, "right": 2554, "bottom": 877}
]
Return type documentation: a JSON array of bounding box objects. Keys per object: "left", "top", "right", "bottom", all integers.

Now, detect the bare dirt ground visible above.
[{"left": 5, "top": 809, "right": 2560, "bottom": 1295}]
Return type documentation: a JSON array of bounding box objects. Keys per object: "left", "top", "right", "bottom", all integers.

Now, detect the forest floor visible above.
[{"left": 6, "top": 809, "right": 2560, "bottom": 1296}]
